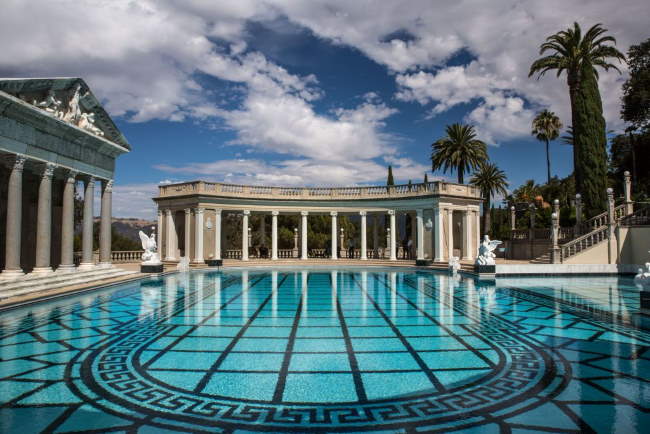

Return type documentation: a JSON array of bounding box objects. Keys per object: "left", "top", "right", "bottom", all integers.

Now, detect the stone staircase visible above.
[{"left": 0, "top": 267, "right": 136, "bottom": 301}]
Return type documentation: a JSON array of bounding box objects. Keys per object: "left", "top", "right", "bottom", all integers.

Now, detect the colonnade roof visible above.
[{"left": 156, "top": 180, "right": 482, "bottom": 203}]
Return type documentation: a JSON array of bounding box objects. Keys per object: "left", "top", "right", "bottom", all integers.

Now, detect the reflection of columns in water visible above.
[
  {"left": 214, "top": 275, "right": 222, "bottom": 325},
  {"left": 466, "top": 278, "right": 476, "bottom": 318},
  {"left": 361, "top": 271, "right": 368, "bottom": 318},
  {"left": 166, "top": 275, "right": 176, "bottom": 319},
  {"left": 196, "top": 273, "right": 205, "bottom": 319},
  {"left": 390, "top": 271, "right": 397, "bottom": 318},
  {"left": 331, "top": 270, "right": 338, "bottom": 316},
  {"left": 183, "top": 273, "right": 191, "bottom": 322},
  {"left": 301, "top": 270, "right": 309, "bottom": 317},
  {"left": 242, "top": 270, "right": 249, "bottom": 320},
  {"left": 417, "top": 275, "right": 425, "bottom": 322},
  {"left": 271, "top": 270, "right": 278, "bottom": 319}
]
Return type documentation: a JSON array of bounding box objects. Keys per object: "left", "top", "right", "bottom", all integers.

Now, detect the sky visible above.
[{"left": 0, "top": 0, "right": 647, "bottom": 219}]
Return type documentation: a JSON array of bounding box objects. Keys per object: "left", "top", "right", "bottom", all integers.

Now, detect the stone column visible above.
[
  {"left": 214, "top": 209, "right": 222, "bottom": 260},
  {"left": 293, "top": 227, "right": 299, "bottom": 258},
  {"left": 410, "top": 212, "right": 417, "bottom": 259},
  {"left": 551, "top": 211, "right": 560, "bottom": 264},
  {"left": 33, "top": 163, "right": 56, "bottom": 273},
  {"left": 2, "top": 154, "right": 26, "bottom": 278},
  {"left": 462, "top": 210, "right": 472, "bottom": 260},
  {"left": 165, "top": 209, "right": 177, "bottom": 261},
  {"left": 184, "top": 208, "right": 192, "bottom": 260},
  {"left": 242, "top": 210, "right": 250, "bottom": 261},
  {"left": 433, "top": 206, "right": 444, "bottom": 262},
  {"left": 59, "top": 169, "right": 77, "bottom": 271},
  {"left": 194, "top": 208, "right": 204, "bottom": 263},
  {"left": 360, "top": 211, "right": 367, "bottom": 260},
  {"left": 528, "top": 203, "right": 536, "bottom": 259},
  {"left": 389, "top": 210, "right": 396, "bottom": 261},
  {"left": 157, "top": 209, "right": 163, "bottom": 258},
  {"left": 474, "top": 209, "right": 481, "bottom": 257},
  {"left": 510, "top": 205, "right": 516, "bottom": 230},
  {"left": 416, "top": 209, "right": 424, "bottom": 260},
  {"left": 340, "top": 227, "right": 345, "bottom": 255},
  {"left": 260, "top": 214, "right": 267, "bottom": 247},
  {"left": 98, "top": 179, "right": 113, "bottom": 267},
  {"left": 447, "top": 208, "right": 454, "bottom": 260},
  {"left": 624, "top": 170, "right": 633, "bottom": 215},
  {"left": 330, "top": 211, "right": 338, "bottom": 260},
  {"left": 79, "top": 176, "right": 95, "bottom": 270},
  {"left": 574, "top": 194, "right": 582, "bottom": 236},
  {"left": 606, "top": 188, "right": 617, "bottom": 264},
  {"left": 301, "top": 211, "right": 308, "bottom": 260},
  {"left": 271, "top": 211, "right": 278, "bottom": 260},
  {"left": 372, "top": 214, "right": 378, "bottom": 258}
]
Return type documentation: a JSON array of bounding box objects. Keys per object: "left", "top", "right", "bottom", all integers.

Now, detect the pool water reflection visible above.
[{"left": 0, "top": 268, "right": 648, "bottom": 432}]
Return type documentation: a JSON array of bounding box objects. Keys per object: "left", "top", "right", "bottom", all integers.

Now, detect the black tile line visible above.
[
  {"left": 271, "top": 273, "right": 308, "bottom": 403},
  {"left": 332, "top": 272, "right": 367, "bottom": 402},
  {"left": 349, "top": 274, "right": 445, "bottom": 393},
  {"left": 193, "top": 274, "right": 289, "bottom": 394},
  {"left": 142, "top": 274, "right": 266, "bottom": 370}
]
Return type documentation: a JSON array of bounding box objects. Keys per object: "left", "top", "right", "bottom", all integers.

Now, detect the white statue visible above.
[
  {"left": 177, "top": 256, "right": 190, "bottom": 272},
  {"left": 476, "top": 235, "right": 502, "bottom": 266},
  {"left": 634, "top": 253, "right": 650, "bottom": 289},
  {"left": 139, "top": 229, "right": 161, "bottom": 265},
  {"left": 77, "top": 112, "right": 104, "bottom": 136},
  {"left": 35, "top": 90, "right": 63, "bottom": 118},
  {"left": 63, "top": 84, "right": 83, "bottom": 123},
  {"left": 448, "top": 256, "right": 460, "bottom": 274}
]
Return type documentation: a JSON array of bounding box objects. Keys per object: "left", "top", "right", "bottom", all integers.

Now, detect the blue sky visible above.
[{"left": 1, "top": 1, "right": 646, "bottom": 218}]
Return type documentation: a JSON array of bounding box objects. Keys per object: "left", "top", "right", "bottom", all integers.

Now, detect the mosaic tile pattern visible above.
[{"left": 0, "top": 269, "right": 648, "bottom": 432}]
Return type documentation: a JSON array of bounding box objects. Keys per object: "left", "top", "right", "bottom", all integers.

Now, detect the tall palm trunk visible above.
[
  {"left": 483, "top": 197, "right": 491, "bottom": 235},
  {"left": 545, "top": 138, "right": 551, "bottom": 183},
  {"left": 458, "top": 166, "right": 464, "bottom": 184}
]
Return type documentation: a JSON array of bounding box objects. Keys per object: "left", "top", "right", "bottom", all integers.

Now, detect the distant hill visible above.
[{"left": 94, "top": 217, "right": 157, "bottom": 243}]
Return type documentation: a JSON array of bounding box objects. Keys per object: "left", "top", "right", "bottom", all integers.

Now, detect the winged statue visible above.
[
  {"left": 476, "top": 235, "right": 502, "bottom": 266},
  {"left": 139, "top": 229, "right": 161, "bottom": 264}
]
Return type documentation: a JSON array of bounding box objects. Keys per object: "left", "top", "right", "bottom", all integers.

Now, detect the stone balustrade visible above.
[{"left": 158, "top": 180, "right": 481, "bottom": 200}]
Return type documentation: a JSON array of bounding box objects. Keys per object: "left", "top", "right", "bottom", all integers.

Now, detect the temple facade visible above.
[
  {"left": 153, "top": 180, "right": 483, "bottom": 263},
  {"left": 0, "top": 78, "right": 130, "bottom": 278}
]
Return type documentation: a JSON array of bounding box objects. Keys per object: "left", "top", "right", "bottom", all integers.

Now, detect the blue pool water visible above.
[{"left": 0, "top": 268, "right": 648, "bottom": 432}]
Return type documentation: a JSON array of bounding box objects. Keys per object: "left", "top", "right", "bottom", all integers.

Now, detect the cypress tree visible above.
[
  {"left": 573, "top": 64, "right": 609, "bottom": 216},
  {"left": 424, "top": 173, "right": 429, "bottom": 183},
  {"left": 387, "top": 166, "right": 394, "bottom": 186}
]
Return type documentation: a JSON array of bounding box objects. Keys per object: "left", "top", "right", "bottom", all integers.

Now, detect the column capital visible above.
[
  {"left": 10, "top": 154, "right": 27, "bottom": 171},
  {"left": 330, "top": 211, "right": 338, "bottom": 217},
  {"left": 301, "top": 210, "right": 309, "bottom": 216},
  {"left": 164, "top": 208, "right": 172, "bottom": 216},
  {"left": 185, "top": 208, "right": 192, "bottom": 215},
  {"left": 416, "top": 208, "right": 424, "bottom": 216},
  {"left": 387, "top": 209, "right": 395, "bottom": 216},
  {"left": 271, "top": 210, "right": 279, "bottom": 216},
  {"left": 103, "top": 179, "right": 114, "bottom": 192},
  {"left": 215, "top": 208, "right": 222, "bottom": 215},
  {"left": 66, "top": 169, "right": 79, "bottom": 182},
  {"left": 85, "top": 176, "right": 96, "bottom": 186},
  {"left": 42, "top": 162, "right": 56, "bottom": 178},
  {"left": 195, "top": 207, "right": 205, "bottom": 214},
  {"left": 359, "top": 210, "right": 366, "bottom": 216},
  {"left": 243, "top": 209, "right": 251, "bottom": 216}
]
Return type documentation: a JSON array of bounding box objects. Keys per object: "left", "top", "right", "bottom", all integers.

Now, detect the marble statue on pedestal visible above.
[
  {"left": 476, "top": 235, "right": 502, "bottom": 266},
  {"left": 634, "top": 255, "right": 650, "bottom": 289},
  {"left": 139, "top": 230, "right": 161, "bottom": 265},
  {"left": 448, "top": 256, "right": 460, "bottom": 274}
]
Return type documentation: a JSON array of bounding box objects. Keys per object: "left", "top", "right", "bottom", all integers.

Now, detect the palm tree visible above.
[
  {"left": 432, "top": 123, "right": 488, "bottom": 184},
  {"left": 529, "top": 22, "right": 625, "bottom": 215},
  {"left": 532, "top": 110, "right": 562, "bottom": 183},
  {"left": 470, "top": 163, "right": 508, "bottom": 235},
  {"left": 561, "top": 126, "right": 574, "bottom": 146}
]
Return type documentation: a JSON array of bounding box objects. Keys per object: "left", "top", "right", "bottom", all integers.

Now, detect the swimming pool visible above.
[{"left": 0, "top": 268, "right": 648, "bottom": 432}]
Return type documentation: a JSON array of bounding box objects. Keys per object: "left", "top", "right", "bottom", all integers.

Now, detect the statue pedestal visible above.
[
  {"left": 205, "top": 259, "right": 223, "bottom": 267},
  {"left": 641, "top": 290, "right": 650, "bottom": 310},
  {"left": 141, "top": 263, "right": 163, "bottom": 273},
  {"left": 475, "top": 264, "right": 496, "bottom": 277}
]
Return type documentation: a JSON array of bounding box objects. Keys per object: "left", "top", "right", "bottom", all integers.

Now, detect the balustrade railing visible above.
[
  {"left": 560, "top": 226, "right": 608, "bottom": 261},
  {"left": 619, "top": 205, "right": 650, "bottom": 226},
  {"left": 159, "top": 180, "right": 480, "bottom": 200},
  {"left": 111, "top": 251, "right": 142, "bottom": 263}
]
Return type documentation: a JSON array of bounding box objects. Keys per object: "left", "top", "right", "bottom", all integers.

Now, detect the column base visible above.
[
  {"left": 32, "top": 267, "right": 54, "bottom": 274},
  {"left": 78, "top": 262, "right": 96, "bottom": 270},
  {"left": 360, "top": 256, "right": 367, "bottom": 260},
  {"left": 462, "top": 256, "right": 472, "bottom": 261},
  {"left": 191, "top": 260, "right": 204, "bottom": 265},
  {"left": 97, "top": 262, "right": 113, "bottom": 269},
  {"left": 271, "top": 257, "right": 278, "bottom": 261},
  {"left": 434, "top": 257, "right": 444, "bottom": 262},
  {"left": 0, "top": 269, "right": 25, "bottom": 280},
  {"left": 242, "top": 258, "right": 249, "bottom": 262},
  {"left": 56, "top": 264, "right": 76, "bottom": 273}
]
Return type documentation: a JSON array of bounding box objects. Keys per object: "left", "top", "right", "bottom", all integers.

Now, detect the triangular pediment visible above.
[{"left": 0, "top": 77, "right": 130, "bottom": 150}]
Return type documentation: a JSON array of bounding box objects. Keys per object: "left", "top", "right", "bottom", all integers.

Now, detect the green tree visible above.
[
  {"left": 423, "top": 173, "right": 429, "bottom": 183},
  {"left": 531, "top": 109, "right": 563, "bottom": 183},
  {"left": 386, "top": 165, "right": 394, "bottom": 186},
  {"left": 529, "top": 22, "right": 625, "bottom": 216},
  {"left": 470, "top": 163, "right": 508, "bottom": 235},
  {"left": 431, "top": 123, "right": 488, "bottom": 184},
  {"left": 622, "top": 38, "right": 650, "bottom": 133}
]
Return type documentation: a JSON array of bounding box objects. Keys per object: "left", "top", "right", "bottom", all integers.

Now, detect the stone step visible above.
[
  {"left": 0, "top": 268, "right": 135, "bottom": 299},
  {"left": 0, "top": 267, "right": 127, "bottom": 290}
]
